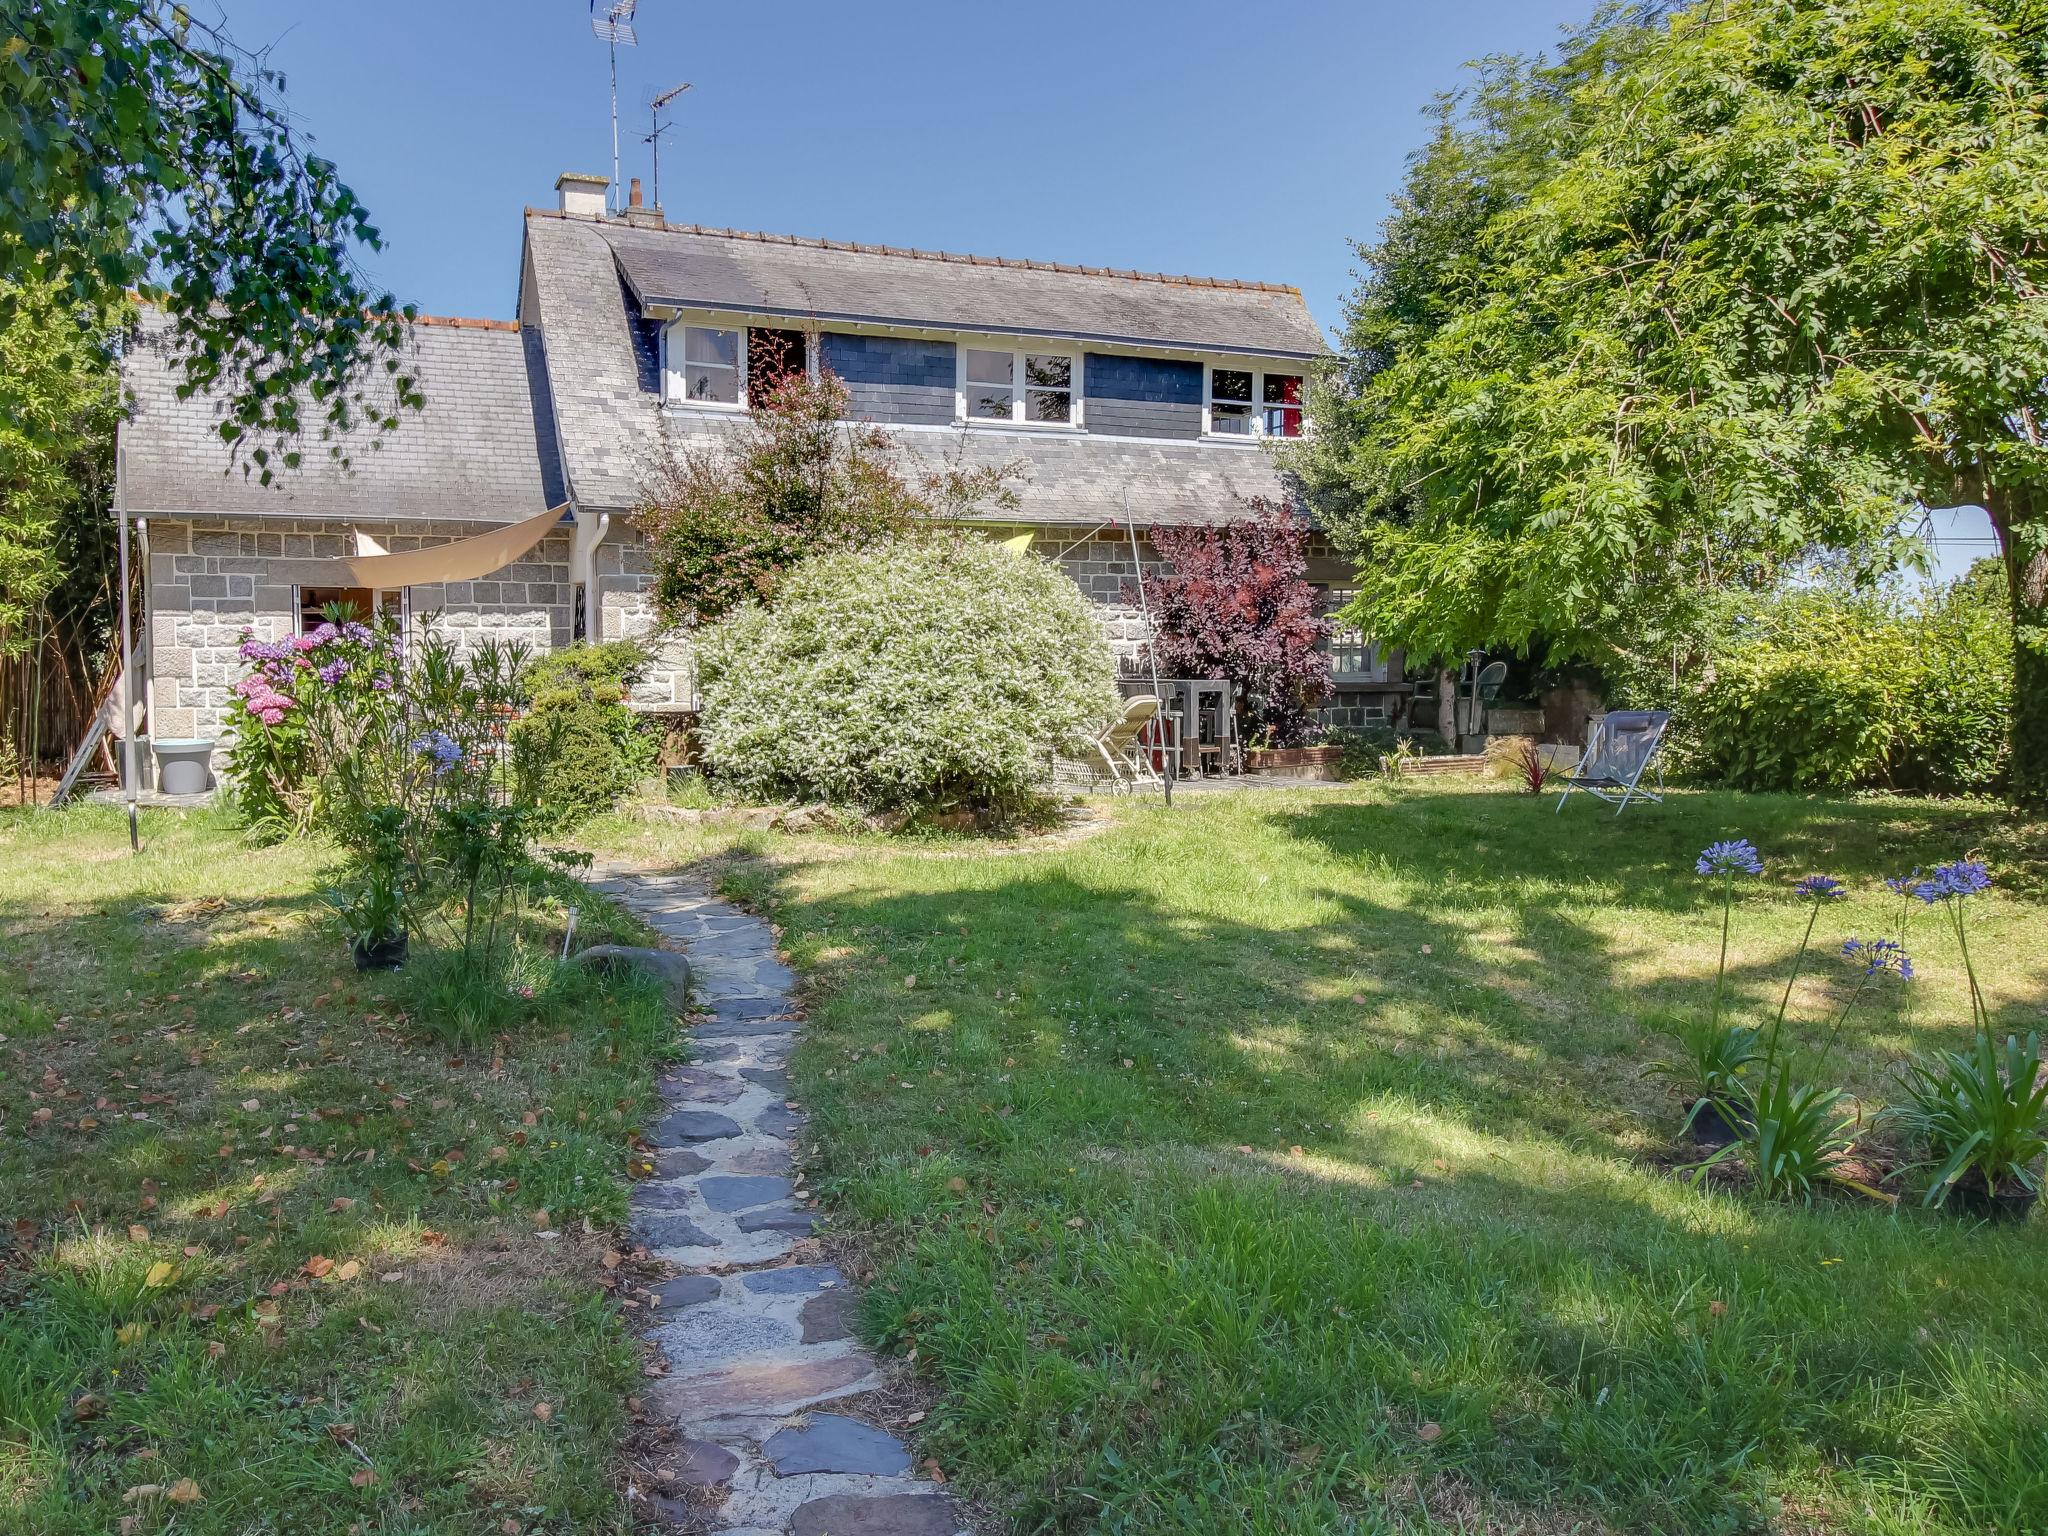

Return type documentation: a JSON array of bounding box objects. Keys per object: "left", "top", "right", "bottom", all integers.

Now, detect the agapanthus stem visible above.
[
  {"left": 1711, "top": 871, "right": 1733, "bottom": 1033},
  {"left": 1767, "top": 901, "right": 1822, "bottom": 1067}
]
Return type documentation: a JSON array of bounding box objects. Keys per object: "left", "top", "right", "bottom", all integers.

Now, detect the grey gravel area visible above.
[{"left": 587, "top": 864, "right": 967, "bottom": 1536}]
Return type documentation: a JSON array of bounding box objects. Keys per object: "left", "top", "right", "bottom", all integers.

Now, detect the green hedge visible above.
[{"left": 1658, "top": 570, "right": 2011, "bottom": 794}]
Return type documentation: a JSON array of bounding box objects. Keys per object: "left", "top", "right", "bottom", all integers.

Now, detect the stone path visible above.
[{"left": 585, "top": 864, "right": 967, "bottom": 1536}]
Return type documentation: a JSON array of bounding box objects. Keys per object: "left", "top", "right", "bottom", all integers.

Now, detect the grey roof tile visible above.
[
  {"left": 588, "top": 215, "right": 1326, "bottom": 359},
  {"left": 119, "top": 310, "right": 555, "bottom": 521}
]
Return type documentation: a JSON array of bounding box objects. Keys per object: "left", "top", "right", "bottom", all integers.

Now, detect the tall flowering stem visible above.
[
  {"left": 1696, "top": 841, "right": 1764, "bottom": 1034},
  {"left": 1914, "top": 861, "right": 1993, "bottom": 1033},
  {"left": 1766, "top": 875, "right": 1844, "bottom": 1065}
]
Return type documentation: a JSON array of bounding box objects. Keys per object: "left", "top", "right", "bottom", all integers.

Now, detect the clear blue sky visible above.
[
  {"left": 228, "top": 0, "right": 1594, "bottom": 332},
  {"left": 226, "top": 0, "right": 1999, "bottom": 580}
]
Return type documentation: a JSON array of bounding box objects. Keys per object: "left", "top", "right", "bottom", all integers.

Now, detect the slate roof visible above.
[
  {"left": 583, "top": 213, "right": 1327, "bottom": 360},
  {"left": 118, "top": 310, "right": 562, "bottom": 521},
  {"left": 520, "top": 211, "right": 1310, "bottom": 524}
]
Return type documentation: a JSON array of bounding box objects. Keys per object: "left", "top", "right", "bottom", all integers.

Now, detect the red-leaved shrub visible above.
[{"left": 1132, "top": 501, "right": 1333, "bottom": 747}]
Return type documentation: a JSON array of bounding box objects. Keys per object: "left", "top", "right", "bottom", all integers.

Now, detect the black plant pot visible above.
[
  {"left": 351, "top": 931, "right": 409, "bottom": 972},
  {"left": 1685, "top": 1098, "right": 1751, "bottom": 1149},
  {"left": 1945, "top": 1169, "right": 2039, "bottom": 1223}
]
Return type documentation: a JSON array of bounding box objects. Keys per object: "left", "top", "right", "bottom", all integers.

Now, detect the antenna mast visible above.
[
  {"left": 645, "top": 82, "right": 692, "bottom": 214},
  {"left": 590, "top": 0, "right": 640, "bottom": 212}
]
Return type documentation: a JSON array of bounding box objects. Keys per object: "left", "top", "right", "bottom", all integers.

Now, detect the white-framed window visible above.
[
  {"left": 674, "top": 324, "right": 742, "bottom": 405},
  {"left": 1205, "top": 364, "right": 1305, "bottom": 439},
  {"left": 1324, "top": 589, "right": 1382, "bottom": 680},
  {"left": 961, "top": 345, "right": 1079, "bottom": 427}
]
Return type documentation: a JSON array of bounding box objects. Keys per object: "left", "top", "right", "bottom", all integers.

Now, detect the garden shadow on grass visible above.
[{"left": 670, "top": 815, "right": 2048, "bottom": 1535}]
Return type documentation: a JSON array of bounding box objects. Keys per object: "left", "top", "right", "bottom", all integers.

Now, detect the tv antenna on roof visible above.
[
  {"left": 590, "top": 0, "right": 639, "bottom": 213},
  {"left": 644, "top": 82, "right": 692, "bottom": 215}
]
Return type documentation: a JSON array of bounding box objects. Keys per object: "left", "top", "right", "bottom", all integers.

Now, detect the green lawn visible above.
[
  {"left": 595, "top": 782, "right": 2048, "bottom": 1535},
  {"left": 0, "top": 806, "right": 671, "bottom": 1535}
]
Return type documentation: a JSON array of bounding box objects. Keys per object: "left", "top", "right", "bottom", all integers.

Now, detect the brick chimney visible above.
[
  {"left": 622, "top": 174, "right": 664, "bottom": 227},
  {"left": 555, "top": 171, "right": 608, "bottom": 218}
]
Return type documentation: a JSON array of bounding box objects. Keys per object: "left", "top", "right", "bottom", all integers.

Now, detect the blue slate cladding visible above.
[
  {"left": 821, "top": 333, "right": 956, "bottom": 425},
  {"left": 1084, "top": 353, "right": 1203, "bottom": 439}
]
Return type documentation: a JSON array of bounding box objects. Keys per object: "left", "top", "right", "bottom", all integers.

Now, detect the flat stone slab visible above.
[
  {"left": 743, "top": 1265, "right": 843, "bottom": 1296},
  {"left": 698, "top": 1174, "right": 794, "bottom": 1212},
  {"left": 673, "top": 1437, "right": 740, "bottom": 1488},
  {"left": 800, "top": 1288, "right": 857, "bottom": 1344},
  {"left": 630, "top": 1183, "right": 698, "bottom": 1212},
  {"left": 650, "top": 1109, "right": 744, "bottom": 1144},
  {"left": 790, "top": 1493, "right": 959, "bottom": 1536},
  {"left": 724, "top": 1143, "right": 794, "bottom": 1175},
  {"left": 738, "top": 1066, "right": 790, "bottom": 1094},
  {"left": 694, "top": 1012, "right": 799, "bottom": 1039},
  {"left": 663, "top": 1066, "right": 747, "bottom": 1104},
  {"left": 736, "top": 1207, "right": 820, "bottom": 1234},
  {"left": 651, "top": 1275, "right": 722, "bottom": 1310},
  {"left": 658, "top": 1306, "right": 797, "bottom": 1365},
  {"left": 634, "top": 1214, "right": 716, "bottom": 1250},
  {"left": 764, "top": 1415, "right": 911, "bottom": 1477},
  {"left": 665, "top": 1352, "right": 875, "bottom": 1417},
  {"left": 755, "top": 1105, "right": 806, "bottom": 1137},
  {"left": 651, "top": 1146, "right": 712, "bottom": 1177}
]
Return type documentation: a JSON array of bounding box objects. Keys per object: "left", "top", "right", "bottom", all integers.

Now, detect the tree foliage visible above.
[
  {"left": 0, "top": 271, "right": 121, "bottom": 659},
  {"left": 0, "top": 0, "right": 419, "bottom": 477},
  {"left": 1136, "top": 501, "right": 1333, "bottom": 747},
  {"left": 1292, "top": 0, "right": 2048, "bottom": 802},
  {"left": 638, "top": 371, "right": 1020, "bottom": 627}
]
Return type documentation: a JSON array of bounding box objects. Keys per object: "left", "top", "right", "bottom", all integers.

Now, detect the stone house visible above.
[{"left": 116, "top": 173, "right": 1407, "bottom": 757}]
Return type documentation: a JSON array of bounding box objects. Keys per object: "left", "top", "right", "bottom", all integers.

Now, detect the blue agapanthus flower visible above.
[
  {"left": 1697, "top": 840, "right": 1764, "bottom": 877},
  {"left": 411, "top": 731, "right": 462, "bottom": 774},
  {"left": 1919, "top": 860, "right": 1992, "bottom": 903},
  {"left": 1796, "top": 874, "right": 1845, "bottom": 901},
  {"left": 1885, "top": 871, "right": 1924, "bottom": 899},
  {"left": 1843, "top": 937, "right": 1914, "bottom": 980}
]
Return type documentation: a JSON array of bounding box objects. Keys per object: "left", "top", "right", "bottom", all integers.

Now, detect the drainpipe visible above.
[
  {"left": 116, "top": 505, "right": 138, "bottom": 851},
  {"left": 570, "top": 507, "right": 611, "bottom": 642},
  {"left": 136, "top": 518, "right": 152, "bottom": 750}
]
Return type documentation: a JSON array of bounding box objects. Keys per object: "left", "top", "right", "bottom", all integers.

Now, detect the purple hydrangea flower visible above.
[
  {"left": 1697, "top": 840, "right": 1764, "bottom": 877},
  {"left": 1843, "top": 937, "right": 1914, "bottom": 980},
  {"left": 342, "top": 621, "right": 374, "bottom": 643},
  {"left": 371, "top": 672, "right": 394, "bottom": 692},
  {"left": 1796, "top": 874, "right": 1844, "bottom": 901},
  {"left": 316, "top": 659, "right": 351, "bottom": 686}
]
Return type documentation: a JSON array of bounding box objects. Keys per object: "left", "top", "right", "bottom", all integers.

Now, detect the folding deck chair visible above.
[
  {"left": 1555, "top": 710, "right": 1670, "bottom": 816},
  {"left": 1091, "top": 695, "right": 1168, "bottom": 793}
]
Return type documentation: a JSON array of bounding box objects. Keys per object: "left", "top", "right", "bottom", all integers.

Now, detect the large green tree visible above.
[
  {"left": 1293, "top": 0, "right": 2048, "bottom": 803},
  {"left": 0, "top": 0, "right": 419, "bottom": 477}
]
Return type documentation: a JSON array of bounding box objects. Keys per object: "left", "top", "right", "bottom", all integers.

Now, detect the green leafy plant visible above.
[
  {"left": 1648, "top": 1018, "right": 1763, "bottom": 1134},
  {"left": 510, "top": 641, "right": 658, "bottom": 832},
  {"left": 1733, "top": 1066, "right": 1861, "bottom": 1204},
  {"left": 1889, "top": 1031, "right": 2048, "bottom": 1209},
  {"left": 694, "top": 534, "right": 1119, "bottom": 816}
]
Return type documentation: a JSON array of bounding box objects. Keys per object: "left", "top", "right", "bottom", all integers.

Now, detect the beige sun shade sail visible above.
[{"left": 264, "top": 503, "right": 570, "bottom": 589}]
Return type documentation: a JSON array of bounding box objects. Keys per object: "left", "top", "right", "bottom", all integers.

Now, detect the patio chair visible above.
[
  {"left": 1092, "top": 695, "right": 1165, "bottom": 793},
  {"left": 1554, "top": 710, "right": 1670, "bottom": 816}
]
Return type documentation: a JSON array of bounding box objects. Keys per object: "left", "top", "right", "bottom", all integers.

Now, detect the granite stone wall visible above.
[{"left": 141, "top": 517, "right": 572, "bottom": 745}]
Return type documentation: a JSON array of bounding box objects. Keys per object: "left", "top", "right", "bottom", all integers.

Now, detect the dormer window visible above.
[
  {"left": 1207, "top": 365, "right": 1304, "bottom": 438},
  {"left": 678, "top": 325, "right": 740, "bottom": 405},
  {"left": 963, "top": 346, "right": 1077, "bottom": 426}
]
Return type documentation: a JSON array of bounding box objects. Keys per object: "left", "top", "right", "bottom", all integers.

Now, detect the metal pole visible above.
[
  {"left": 1121, "top": 490, "right": 1173, "bottom": 805},
  {"left": 116, "top": 505, "right": 138, "bottom": 852}
]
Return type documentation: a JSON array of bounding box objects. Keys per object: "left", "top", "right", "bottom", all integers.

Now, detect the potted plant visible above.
[
  {"left": 325, "top": 861, "right": 408, "bottom": 970},
  {"left": 1649, "top": 1018, "right": 1763, "bottom": 1145},
  {"left": 1887, "top": 1030, "right": 2047, "bottom": 1219}
]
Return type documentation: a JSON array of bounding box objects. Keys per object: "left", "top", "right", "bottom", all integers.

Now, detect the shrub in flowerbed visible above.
[
  {"left": 694, "top": 535, "right": 1119, "bottom": 816},
  {"left": 510, "top": 640, "right": 659, "bottom": 831}
]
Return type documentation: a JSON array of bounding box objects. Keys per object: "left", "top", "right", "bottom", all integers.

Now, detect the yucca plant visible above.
[{"left": 1887, "top": 1030, "right": 2048, "bottom": 1212}]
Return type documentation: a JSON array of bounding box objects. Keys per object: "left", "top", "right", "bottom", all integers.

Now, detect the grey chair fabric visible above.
[{"left": 1556, "top": 710, "right": 1670, "bottom": 815}]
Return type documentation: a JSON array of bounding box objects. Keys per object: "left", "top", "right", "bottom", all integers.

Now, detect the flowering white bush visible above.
[{"left": 695, "top": 535, "right": 1118, "bottom": 812}]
